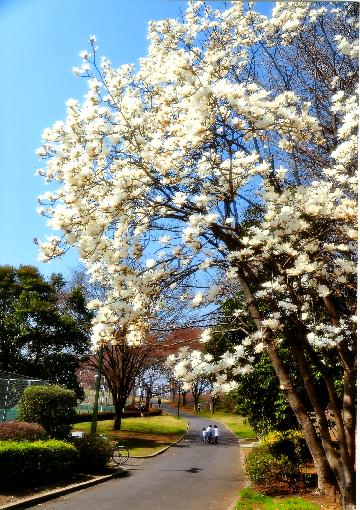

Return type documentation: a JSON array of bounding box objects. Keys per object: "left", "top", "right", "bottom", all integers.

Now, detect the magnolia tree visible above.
[
  {"left": 36, "top": 2, "right": 357, "bottom": 508},
  {"left": 166, "top": 347, "right": 221, "bottom": 411}
]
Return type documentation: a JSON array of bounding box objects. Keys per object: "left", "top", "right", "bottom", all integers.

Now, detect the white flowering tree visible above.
[
  {"left": 36, "top": 2, "right": 357, "bottom": 508},
  {"left": 165, "top": 347, "right": 226, "bottom": 412}
]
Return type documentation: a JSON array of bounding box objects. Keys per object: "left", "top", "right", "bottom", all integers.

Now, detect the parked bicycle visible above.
[
  {"left": 112, "top": 442, "right": 130, "bottom": 465},
  {"left": 97, "top": 434, "right": 130, "bottom": 466}
]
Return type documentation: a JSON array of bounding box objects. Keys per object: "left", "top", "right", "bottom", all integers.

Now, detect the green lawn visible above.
[
  {"left": 73, "top": 415, "right": 188, "bottom": 456},
  {"left": 234, "top": 489, "right": 320, "bottom": 510}
]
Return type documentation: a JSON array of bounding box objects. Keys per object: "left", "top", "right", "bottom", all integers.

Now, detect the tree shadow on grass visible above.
[{"left": 117, "top": 433, "right": 183, "bottom": 456}]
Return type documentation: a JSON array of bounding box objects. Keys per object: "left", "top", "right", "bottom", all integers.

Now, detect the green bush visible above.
[
  {"left": 18, "top": 385, "right": 77, "bottom": 439},
  {"left": 245, "top": 430, "right": 309, "bottom": 492},
  {"left": 259, "top": 430, "right": 310, "bottom": 465},
  {"left": 71, "top": 435, "right": 114, "bottom": 473},
  {"left": 0, "top": 421, "right": 47, "bottom": 441},
  {"left": 0, "top": 439, "right": 78, "bottom": 487},
  {"left": 73, "top": 411, "right": 115, "bottom": 423},
  {"left": 72, "top": 407, "right": 162, "bottom": 423},
  {"left": 245, "top": 446, "right": 299, "bottom": 485},
  {"left": 144, "top": 408, "right": 162, "bottom": 417}
]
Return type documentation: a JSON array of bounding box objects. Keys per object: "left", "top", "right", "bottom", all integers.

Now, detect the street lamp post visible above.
[
  {"left": 177, "top": 384, "right": 181, "bottom": 419},
  {"left": 90, "top": 346, "right": 104, "bottom": 436}
]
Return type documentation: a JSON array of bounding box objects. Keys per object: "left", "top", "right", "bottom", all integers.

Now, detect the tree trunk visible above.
[
  {"left": 112, "top": 401, "right": 124, "bottom": 431},
  {"left": 340, "top": 367, "right": 356, "bottom": 510},
  {"left": 131, "top": 384, "right": 137, "bottom": 407},
  {"left": 290, "top": 337, "right": 356, "bottom": 509},
  {"left": 113, "top": 414, "right": 122, "bottom": 431},
  {"left": 170, "top": 379, "right": 176, "bottom": 401},
  {"left": 145, "top": 388, "right": 151, "bottom": 411},
  {"left": 340, "top": 341, "right": 357, "bottom": 469},
  {"left": 182, "top": 391, "right": 187, "bottom": 406},
  {"left": 193, "top": 396, "right": 199, "bottom": 411},
  {"left": 340, "top": 475, "right": 356, "bottom": 510},
  {"left": 234, "top": 276, "right": 338, "bottom": 495},
  {"left": 266, "top": 342, "right": 336, "bottom": 494}
]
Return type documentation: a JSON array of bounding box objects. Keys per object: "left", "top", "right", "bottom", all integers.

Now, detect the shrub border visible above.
[{"left": 0, "top": 421, "right": 190, "bottom": 510}]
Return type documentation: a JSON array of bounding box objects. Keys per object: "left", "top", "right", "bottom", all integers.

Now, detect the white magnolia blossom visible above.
[
  {"left": 199, "top": 328, "right": 212, "bottom": 343},
  {"left": 36, "top": 0, "right": 357, "bottom": 381},
  {"left": 166, "top": 344, "right": 239, "bottom": 393},
  {"left": 306, "top": 319, "right": 354, "bottom": 349}
]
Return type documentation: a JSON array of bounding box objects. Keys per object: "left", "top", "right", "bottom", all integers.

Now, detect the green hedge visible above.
[
  {"left": 73, "top": 411, "right": 116, "bottom": 423},
  {"left": 18, "top": 385, "right": 77, "bottom": 439},
  {"left": 73, "top": 407, "right": 162, "bottom": 423},
  {"left": 0, "top": 440, "right": 79, "bottom": 487},
  {"left": 71, "top": 435, "right": 114, "bottom": 473},
  {"left": 143, "top": 408, "right": 163, "bottom": 417}
]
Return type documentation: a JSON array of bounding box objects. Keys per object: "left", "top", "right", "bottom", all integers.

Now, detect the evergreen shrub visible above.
[
  {"left": 0, "top": 440, "right": 78, "bottom": 486},
  {"left": 259, "top": 429, "right": 310, "bottom": 464},
  {"left": 71, "top": 435, "right": 114, "bottom": 473},
  {"left": 72, "top": 407, "right": 162, "bottom": 424},
  {"left": 245, "top": 446, "right": 299, "bottom": 485},
  {"left": 72, "top": 411, "right": 115, "bottom": 423},
  {"left": 18, "top": 385, "right": 77, "bottom": 439},
  {"left": 245, "top": 430, "right": 309, "bottom": 493}
]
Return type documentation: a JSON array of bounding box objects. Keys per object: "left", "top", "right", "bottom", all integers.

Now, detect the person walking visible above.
[
  {"left": 206, "top": 425, "right": 213, "bottom": 444},
  {"left": 213, "top": 425, "right": 219, "bottom": 444},
  {"left": 202, "top": 427, "right": 206, "bottom": 443}
]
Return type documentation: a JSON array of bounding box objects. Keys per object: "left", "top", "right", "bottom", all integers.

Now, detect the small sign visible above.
[{"left": 71, "top": 431, "right": 85, "bottom": 438}]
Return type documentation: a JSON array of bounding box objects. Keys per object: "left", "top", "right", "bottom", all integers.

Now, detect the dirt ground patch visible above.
[
  {"left": 299, "top": 491, "right": 341, "bottom": 510},
  {"left": 250, "top": 481, "right": 342, "bottom": 510}
]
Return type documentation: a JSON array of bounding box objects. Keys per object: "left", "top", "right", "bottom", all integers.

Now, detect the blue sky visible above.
[{"left": 0, "top": 0, "right": 272, "bottom": 280}]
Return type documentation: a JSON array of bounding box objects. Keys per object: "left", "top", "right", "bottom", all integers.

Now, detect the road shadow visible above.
[{"left": 157, "top": 467, "right": 203, "bottom": 474}]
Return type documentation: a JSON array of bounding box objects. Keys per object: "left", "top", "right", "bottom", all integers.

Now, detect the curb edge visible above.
[{"left": 0, "top": 424, "right": 190, "bottom": 510}]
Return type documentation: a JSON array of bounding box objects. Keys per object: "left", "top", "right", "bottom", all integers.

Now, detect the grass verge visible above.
[
  {"left": 73, "top": 415, "right": 188, "bottom": 456},
  {"left": 234, "top": 488, "right": 321, "bottom": 510}
]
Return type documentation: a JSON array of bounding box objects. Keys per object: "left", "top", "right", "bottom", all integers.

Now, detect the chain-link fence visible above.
[{"left": 0, "top": 373, "right": 47, "bottom": 421}]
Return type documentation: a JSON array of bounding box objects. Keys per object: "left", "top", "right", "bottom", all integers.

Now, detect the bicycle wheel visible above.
[{"left": 112, "top": 444, "right": 130, "bottom": 465}]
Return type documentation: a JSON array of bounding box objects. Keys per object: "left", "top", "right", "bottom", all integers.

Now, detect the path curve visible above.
[{"left": 35, "top": 403, "right": 245, "bottom": 510}]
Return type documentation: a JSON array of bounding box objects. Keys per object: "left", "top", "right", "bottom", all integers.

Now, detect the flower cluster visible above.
[
  {"left": 165, "top": 346, "right": 237, "bottom": 394},
  {"left": 36, "top": 0, "right": 357, "bottom": 381}
]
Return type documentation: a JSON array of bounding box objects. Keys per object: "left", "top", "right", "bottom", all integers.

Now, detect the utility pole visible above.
[
  {"left": 177, "top": 384, "right": 181, "bottom": 419},
  {"left": 90, "top": 346, "right": 104, "bottom": 436}
]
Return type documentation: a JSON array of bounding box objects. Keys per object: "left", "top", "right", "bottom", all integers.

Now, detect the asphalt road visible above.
[{"left": 35, "top": 404, "right": 245, "bottom": 510}]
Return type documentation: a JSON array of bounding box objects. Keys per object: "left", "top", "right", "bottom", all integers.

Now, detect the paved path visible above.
[{"left": 35, "top": 404, "right": 245, "bottom": 510}]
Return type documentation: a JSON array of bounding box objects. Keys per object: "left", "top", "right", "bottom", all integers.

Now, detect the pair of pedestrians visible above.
[{"left": 202, "top": 424, "right": 219, "bottom": 444}]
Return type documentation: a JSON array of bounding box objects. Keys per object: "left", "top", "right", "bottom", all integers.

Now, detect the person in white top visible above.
[
  {"left": 213, "top": 425, "right": 219, "bottom": 444},
  {"left": 205, "top": 425, "right": 213, "bottom": 443},
  {"left": 202, "top": 427, "right": 206, "bottom": 443}
]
